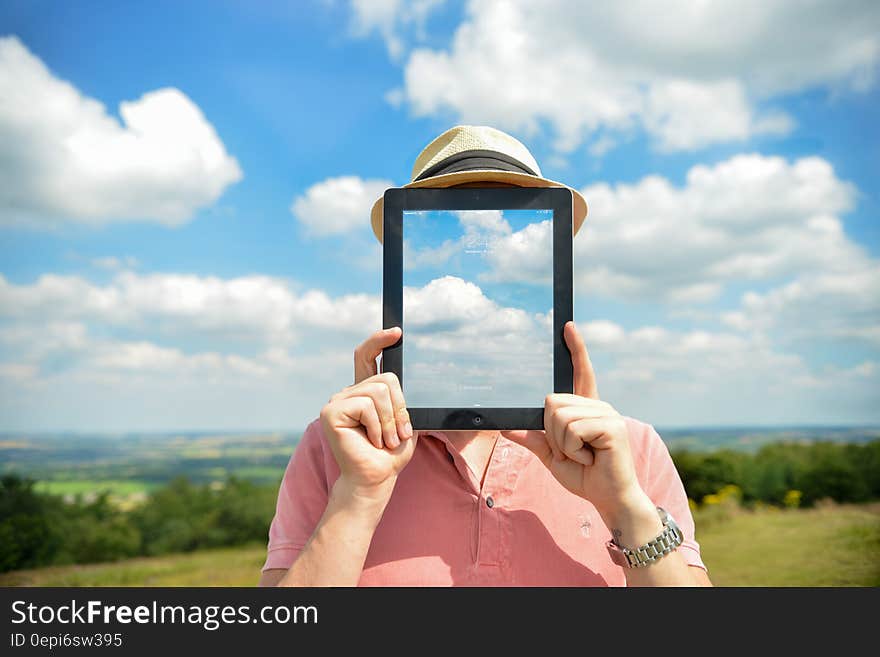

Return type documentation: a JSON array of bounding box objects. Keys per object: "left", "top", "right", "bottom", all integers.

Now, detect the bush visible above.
[
  {"left": 672, "top": 440, "right": 880, "bottom": 510},
  {"left": 0, "top": 474, "right": 278, "bottom": 573},
  {"left": 129, "top": 477, "right": 277, "bottom": 555},
  {"left": 0, "top": 475, "right": 65, "bottom": 571}
]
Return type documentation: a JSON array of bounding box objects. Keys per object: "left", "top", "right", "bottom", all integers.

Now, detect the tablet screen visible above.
[{"left": 402, "top": 208, "right": 554, "bottom": 408}]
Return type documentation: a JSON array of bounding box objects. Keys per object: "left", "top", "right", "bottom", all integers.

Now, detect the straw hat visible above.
[{"left": 370, "top": 125, "right": 588, "bottom": 242}]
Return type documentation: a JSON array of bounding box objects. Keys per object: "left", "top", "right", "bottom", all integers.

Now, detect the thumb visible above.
[{"left": 501, "top": 430, "right": 552, "bottom": 468}]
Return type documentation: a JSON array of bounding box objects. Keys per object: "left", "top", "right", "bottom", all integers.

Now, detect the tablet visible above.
[{"left": 382, "top": 187, "right": 573, "bottom": 430}]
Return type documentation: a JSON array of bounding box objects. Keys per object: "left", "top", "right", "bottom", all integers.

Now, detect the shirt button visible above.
[{"left": 486, "top": 496, "right": 495, "bottom": 508}]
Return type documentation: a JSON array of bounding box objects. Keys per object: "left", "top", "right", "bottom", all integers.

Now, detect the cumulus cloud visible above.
[
  {"left": 473, "top": 152, "right": 880, "bottom": 353},
  {"left": 291, "top": 175, "right": 393, "bottom": 236},
  {"left": 577, "top": 319, "right": 880, "bottom": 425},
  {"left": 91, "top": 256, "right": 139, "bottom": 271},
  {"left": 404, "top": 209, "right": 513, "bottom": 269},
  {"left": 0, "top": 36, "right": 242, "bottom": 227},
  {"left": 483, "top": 153, "right": 865, "bottom": 305},
  {"left": 0, "top": 269, "right": 556, "bottom": 422},
  {"left": 389, "top": 0, "right": 880, "bottom": 151},
  {"left": 0, "top": 271, "right": 380, "bottom": 351},
  {"left": 644, "top": 79, "right": 793, "bottom": 151},
  {"left": 1, "top": 266, "right": 877, "bottom": 427},
  {"left": 0, "top": 269, "right": 385, "bottom": 429},
  {"left": 349, "top": 0, "right": 446, "bottom": 59},
  {"left": 402, "top": 276, "right": 553, "bottom": 406},
  {"left": 722, "top": 266, "right": 880, "bottom": 345}
]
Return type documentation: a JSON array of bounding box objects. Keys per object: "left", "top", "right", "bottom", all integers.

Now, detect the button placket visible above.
[{"left": 474, "top": 436, "right": 515, "bottom": 567}]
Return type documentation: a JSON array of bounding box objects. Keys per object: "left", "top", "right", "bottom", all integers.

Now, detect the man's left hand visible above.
[{"left": 502, "top": 321, "right": 655, "bottom": 526}]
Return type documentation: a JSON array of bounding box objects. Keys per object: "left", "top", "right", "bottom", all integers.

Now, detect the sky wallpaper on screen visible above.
[{"left": 402, "top": 209, "right": 554, "bottom": 408}]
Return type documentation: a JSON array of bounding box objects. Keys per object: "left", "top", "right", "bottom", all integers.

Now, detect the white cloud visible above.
[
  {"left": 349, "top": 0, "right": 446, "bottom": 58},
  {"left": 403, "top": 209, "right": 512, "bottom": 270},
  {"left": 390, "top": 0, "right": 880, "bottom": 151},
  {"left": 0, "top": 36, "right": 242, "bottom": 227},
  {"left": 1, "top": 266, "right": 878, "bottom": 427},
  {"left": 91, "top": 256, "right": 140, "bottom": 271},
  {"left": 404, "top": 238, "right": 460, "bottom": 270},
  {"left": 0, "top": 269, "right": 385, "bottom": 430},
  {"left": 722, "top": 266, "right": 880, "bottom": 345},
  {"left": 482, "top": 153, "right": 866, "bottom": 307},
  {"left": 291, "top": 175, "right": 392, "bottom": 236},
  {"left": 0, "top": 271, "right": 556, "bottom": 422},
  {"left": 474, "top": 152, "right": 880, "bottom": 355},
  {"left": 644, "top": 79, "right": 793, "bottom": 151},
  {"left": 577, "top": 320, "right": 880, "bottom": 425},
  {"left": 0, "top": 271, "right": 380, "bottom": 350},
  {"left": 404, "top": 275, "right": 536, "bottom": 334},
  {"left": 402, "top": 276, "right": 553, "bottom": 406}
]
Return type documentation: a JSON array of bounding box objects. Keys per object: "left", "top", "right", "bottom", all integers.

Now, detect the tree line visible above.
[
  {"left": 1, "top": 440, "right": 878, "bottom": 573},
  {"left": 672, "top": 440, "right": 880, "bottom": 507},
  {"left": 0, "top": 476, "right": 277, "bottom": 573}
]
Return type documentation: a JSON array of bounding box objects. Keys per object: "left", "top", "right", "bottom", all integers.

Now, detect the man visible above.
[{"left": 259, "top": 126, "right": 711, "bottom": 586}]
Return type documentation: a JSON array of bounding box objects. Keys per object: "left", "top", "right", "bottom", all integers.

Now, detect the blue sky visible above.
[{"left": 0, "top": 0, "right": 878, "bottom": 430}]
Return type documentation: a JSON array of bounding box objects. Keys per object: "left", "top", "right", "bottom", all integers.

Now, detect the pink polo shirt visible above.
[{"left": 263, "top": 416, "right": 706, "bottom": 586}]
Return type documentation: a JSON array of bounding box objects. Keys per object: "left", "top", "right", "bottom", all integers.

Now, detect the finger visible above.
[
  {"left": 501, "top": 430, "right": 551, "bottom": 468},
  {"left": 570, "top": 415, "right": 627, "bottom": 452},
  {"left": 545, "top": 393, "right": 614, "bottom": 416},
  {"left": 354, "top": 327, "right": 402, "bottom": 384},
  {"left": 564, "top": 321, "right": 598, "bottom": 399},
  {"left": 548, "top": 402, "right": 576, "bottom": 459},
  {"left": 561, "top": 418, "right": 596, "bottom": 466},
  {"left": 374, "top": 372, "right": 412, "bottom": 440},
  {"left": 336, "top": 396, "right": 383, "bottom": 449},
  {"left": 337, "top": 381, "right": 399, "bottom": 448},
  {"left": 548, "top": 403, "right": 603, "bottom": 457},
  {"left": 543, "top": 396, "right": 564, "bottom": 461}
]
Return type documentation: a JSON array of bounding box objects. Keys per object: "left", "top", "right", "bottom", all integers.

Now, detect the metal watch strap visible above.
[{"left": 606, "top": 507, "right": 684, "bottom": 569}]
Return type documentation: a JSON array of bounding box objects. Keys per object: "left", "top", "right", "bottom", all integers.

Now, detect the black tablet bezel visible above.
[{"left": 381, "top": 187, "right": 574, "bottom": 431}]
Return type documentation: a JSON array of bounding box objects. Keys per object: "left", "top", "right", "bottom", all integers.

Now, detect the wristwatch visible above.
[{"left": 606, "top": 507, "right": 684, "bottom": 568}]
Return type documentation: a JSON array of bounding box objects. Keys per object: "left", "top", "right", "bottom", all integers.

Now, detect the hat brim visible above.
[{"left": 369, "top": 169, "right": 588, "bottom": 243}]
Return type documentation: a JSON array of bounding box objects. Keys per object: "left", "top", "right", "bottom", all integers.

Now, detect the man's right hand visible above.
[
  {"left": 320, "top": 331, "right": 416, "bottom": 498},
  {"left": 272, "top": 343, "right": 415, "bottom": 587}
]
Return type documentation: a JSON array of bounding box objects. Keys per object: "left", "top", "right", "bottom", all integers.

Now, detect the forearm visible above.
[
  {"left": 601, "top": 489, "right": 700, "bottom": 587},
  {"left": 277, "top": 478, "right": 392, "bottom": 587}
]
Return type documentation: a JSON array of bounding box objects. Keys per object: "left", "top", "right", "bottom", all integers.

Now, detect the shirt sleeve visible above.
[
  {"left": 262, "top": 418, "right": 339, "bottom": 572},
  {"left": 625, "top": 417, "right": 707, "bottom": 572}
]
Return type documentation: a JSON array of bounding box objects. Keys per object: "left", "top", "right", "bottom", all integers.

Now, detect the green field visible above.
[
  {"left": 2, "top": 503, "right": 877, "bottom": 586},
  {"left": 696, "top": 502, "right": 880, "bottom": 586},
  {"left": 0, "top": 545, "right": 267, "bottom": 587},
  {"left": 34, "top": 479, "right": 153, "bottom": 497}
]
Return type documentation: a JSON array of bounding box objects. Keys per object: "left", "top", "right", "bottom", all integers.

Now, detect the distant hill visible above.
[
  {"left": 2, "top": 427, "right": 879, "bottom": 489},
  {"left": 0, "top": 431, "right": 302, "bottom": 490},
  {"left": 657, "top": 426, "right": 880, "bottom": 453}
]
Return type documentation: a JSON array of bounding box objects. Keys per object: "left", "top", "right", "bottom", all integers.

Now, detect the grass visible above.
[
  {"left": 0, "top": 545, "right": 267, "bottom": 587},
  {"left": 34, "top": 479, "right": 153, "bottom": 497},
  {"left": 1, "top": 503, "right": 878, "bottom": 586},
  {"left": 695, "top": 502, "right": 880, "bottom": 586}
]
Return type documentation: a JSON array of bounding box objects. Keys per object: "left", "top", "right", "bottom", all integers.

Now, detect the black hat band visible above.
[{"left": 413, "top": 149, "right": 538, "bottom": 182}]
